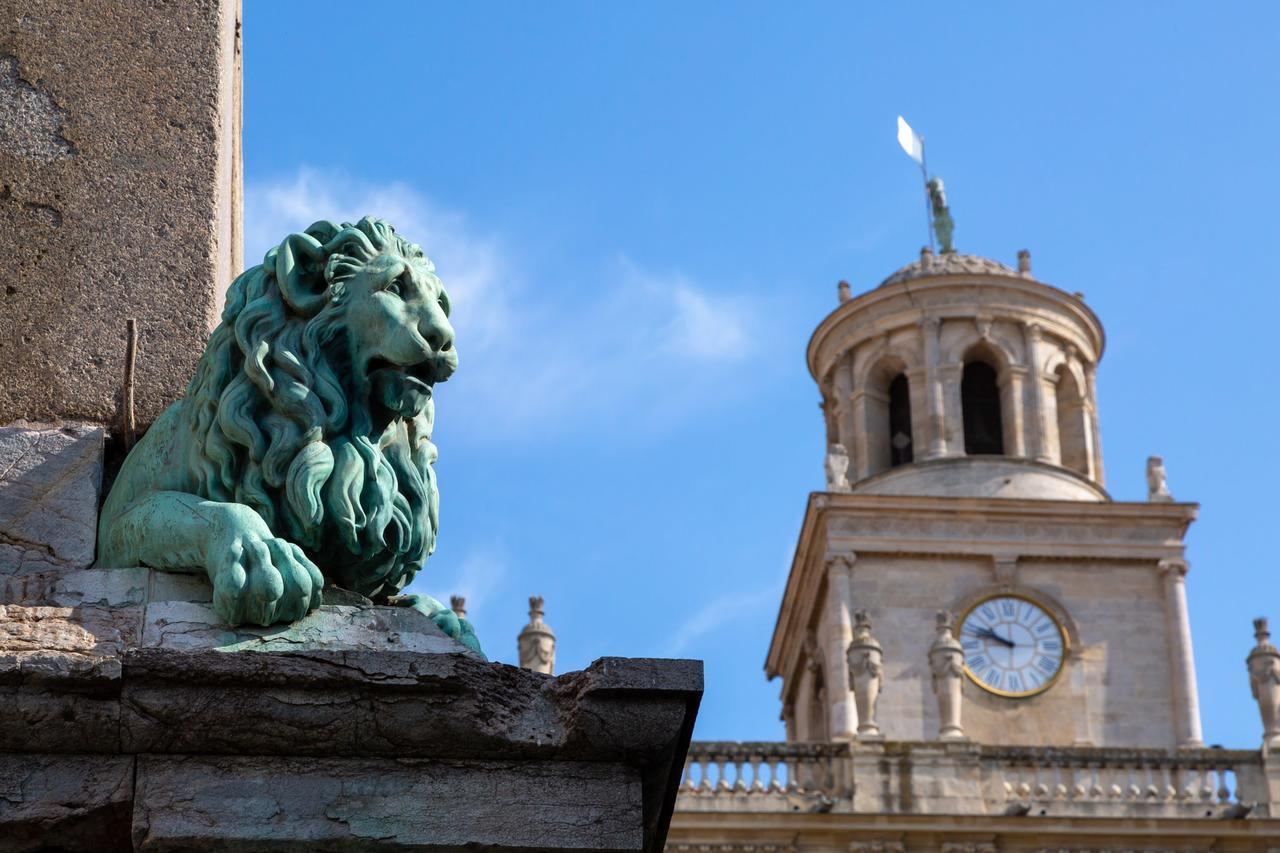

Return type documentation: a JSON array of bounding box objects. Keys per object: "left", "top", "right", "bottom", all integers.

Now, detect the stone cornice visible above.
[{"left": 807, "top": 276, "right": 1105, "bottom": 384}]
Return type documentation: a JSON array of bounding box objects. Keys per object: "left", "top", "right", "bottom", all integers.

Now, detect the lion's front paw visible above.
[{"left": 210, "top": 531, "right": 325, "bottom": 627}]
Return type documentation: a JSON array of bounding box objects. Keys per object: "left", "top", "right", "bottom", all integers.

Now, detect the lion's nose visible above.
[{"left": 421, "top": 317, "right": 454, "bottom": 354}]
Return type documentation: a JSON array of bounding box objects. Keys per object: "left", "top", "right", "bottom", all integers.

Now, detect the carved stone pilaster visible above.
[
  {"left": 1248, "top": 617, "right": 1280, "bottom": 751},
  {"left": 1159, "top": 558, "right": 1204, "bottom": 747},
  {"left": 846, "top": 610, "right": 884, "bottom": 740},
  {"left": 929, "top": 610, "right": 967, "bottom": 741}
]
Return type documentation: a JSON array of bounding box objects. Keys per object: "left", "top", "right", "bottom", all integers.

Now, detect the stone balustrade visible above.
[{"left": 676, "top": 741, "right": 1278, "bottom": 819}]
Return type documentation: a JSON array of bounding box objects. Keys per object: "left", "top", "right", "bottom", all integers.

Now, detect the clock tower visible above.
[{"left": 767, "top": 247, "right": 1204, "bottom": 749}]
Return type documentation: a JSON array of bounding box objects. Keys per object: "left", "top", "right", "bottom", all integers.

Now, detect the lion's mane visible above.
[{"left": 182, "top": 217, "right": 439, "bottom": 598}]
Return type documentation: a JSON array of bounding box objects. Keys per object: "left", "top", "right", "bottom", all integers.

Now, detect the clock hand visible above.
[{"left": 977, "top": 627, "right": 1015, "bottom": 648}]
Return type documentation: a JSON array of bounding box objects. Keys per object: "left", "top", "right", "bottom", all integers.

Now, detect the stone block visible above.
[
  {"left": 0, "top": 422, "right": 103, "bottom": 572},
  {"left": 132, "top": 755, "right": 642, "bottom": 852},
  {"left": 0, "top": 0, "right": 241, "bottom": 426},
  {"left": 0, "top": 754, "right": 134, "bottom": 852}
]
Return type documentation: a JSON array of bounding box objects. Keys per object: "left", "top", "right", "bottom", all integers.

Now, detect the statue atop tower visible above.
[{"left": 927, "top": 177, "right": 956, "bottom": 254}]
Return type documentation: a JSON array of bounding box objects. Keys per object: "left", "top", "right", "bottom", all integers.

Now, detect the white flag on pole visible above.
[{"left": 897, "top": 115, "right": 924, "bottom": 166}]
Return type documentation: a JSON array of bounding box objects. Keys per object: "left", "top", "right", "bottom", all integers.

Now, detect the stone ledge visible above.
[
  {"left": 0, "top": 647, "right": 703, "bottom": 852},
  {"left": 1, "top": 566, "right": 476, "bottom": 656}
]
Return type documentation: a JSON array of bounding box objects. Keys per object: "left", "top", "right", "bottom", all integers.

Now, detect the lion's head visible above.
[{"left": 183, "top": 217, "right": 458, "bottom": 598}]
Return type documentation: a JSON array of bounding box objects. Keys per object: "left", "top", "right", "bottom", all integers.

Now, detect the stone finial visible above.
[
  {"left": 1247, "top": 617, "right": 1280, "bottom": 751},
  {"left": 449, "top": 595, "right": 466, "bottom": 619},
  {"left": 518, "top": 595, "right": 556, "bottom": 675},
  {"left": 920, "top": 245, "right": 934, "bottom": 269},
  {"left": 837, "top": 280, "right": 852, "bottom": 304},
  {"left": 846, "top": 609, "right": 884, "bottom": 740},
  {"left": 1147, "top": 455, "right": 1174, "bottom": 502},
  {"left": 1017, "top": 249, "right": 1031, "bottom": 274},
  {"left": 929, "top": 610, "right": 967, "bottom": 741},
  {"left": 825, "top": 443, "right": 851, "bottom": 492}
]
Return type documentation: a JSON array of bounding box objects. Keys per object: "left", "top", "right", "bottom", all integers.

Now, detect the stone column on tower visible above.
[
  {"left": 1160, "top": 558, "right": 1204, "bottom": 748},
  {"left": 823, "top": 554, "right": 858, "bottom": 740},
  {"left": 920, "top": 316, "right": 947, "bottom": 459},
  {"left": 1022, "top": 322, "right": 1054, "bottom": 463}
]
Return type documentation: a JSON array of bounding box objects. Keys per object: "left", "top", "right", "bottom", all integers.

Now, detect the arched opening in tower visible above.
[
  {"left": 962, "top": 361, "right": 1004, "bottom": 455},
  {"left": 888, "top": 373, "right": 913, "bottom": 467},
  {"left": 1055, "top": 365, "right": 1089, "bottom": 475}
]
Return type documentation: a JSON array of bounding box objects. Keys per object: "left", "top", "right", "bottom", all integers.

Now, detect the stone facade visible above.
[{"left": 771, "top": 495, "right": 1200, "bottom": 748}]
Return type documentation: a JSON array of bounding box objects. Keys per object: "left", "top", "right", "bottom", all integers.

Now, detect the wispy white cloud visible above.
[
  {"left": 243, "top": 168, "right": 774, "bottom": 441},
  {"left": 666, "top": 584, "right": 781, "bottom": 657}
]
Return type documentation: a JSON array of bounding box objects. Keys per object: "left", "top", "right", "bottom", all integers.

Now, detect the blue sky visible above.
[{"left": 242, "top": 2, "right": 1280, "bottom": 745}]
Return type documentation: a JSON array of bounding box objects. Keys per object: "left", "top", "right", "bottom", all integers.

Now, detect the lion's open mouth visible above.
[{"left": 367, "top": 356, "right": 440, "bottom": 394}]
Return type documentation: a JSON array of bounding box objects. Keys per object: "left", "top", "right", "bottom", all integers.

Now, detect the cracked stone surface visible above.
[
  {"left": 0, "top": 422, "right": 103, "bottom": 573},
  {"left": 132, "top": 755, "right": 641, "bottom": 851}
]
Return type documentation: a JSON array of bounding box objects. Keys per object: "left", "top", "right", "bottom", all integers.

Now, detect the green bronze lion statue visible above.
[{"left": 98, "top": 217, "right": 480, "bottom": 653}]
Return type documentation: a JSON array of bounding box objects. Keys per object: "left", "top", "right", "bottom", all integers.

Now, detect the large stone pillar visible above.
[
  {"left": 1159, "top": 558, "right": 1204, "bottom": 747},
  {"left": 0, "top": 0, "right": 243, "bottom": 428},
  {"left": 824, "top": 553, "right": 857, "bottom": 740}
]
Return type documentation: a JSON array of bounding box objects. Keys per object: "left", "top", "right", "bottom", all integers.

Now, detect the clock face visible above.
[{"left": 958, "top": 594, "right": 1067, "bottom": 697}]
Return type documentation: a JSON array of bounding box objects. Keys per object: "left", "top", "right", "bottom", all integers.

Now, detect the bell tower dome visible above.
[{"left": 814, "top": 248, "right": 1106, "bottom": 501}]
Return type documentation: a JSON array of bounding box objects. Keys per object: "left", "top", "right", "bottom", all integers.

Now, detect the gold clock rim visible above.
[{"left": 956, "top": 592, "right": 1069, "bottom": 699}]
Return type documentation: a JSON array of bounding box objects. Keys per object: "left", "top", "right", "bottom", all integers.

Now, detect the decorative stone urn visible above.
[
  {"left": 1247, "top": 617, "right": 1280, "bottom": 751},
  {"left": 929, "top": 610, "right": 967, "bottom": 741},
  {"left": 518, "top": 595, "right": 557, "bottom": 674},
  {"left": 846, "top": 609, "right": 884, "bottom": 740}
]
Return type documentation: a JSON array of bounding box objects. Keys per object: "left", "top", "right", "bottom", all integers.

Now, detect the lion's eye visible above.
[
  {"left": 386, "top": 276, "right": 405, "bottom": 298},
  {"left": 437, "top": 295, "right": 450, "bottom": 316}
]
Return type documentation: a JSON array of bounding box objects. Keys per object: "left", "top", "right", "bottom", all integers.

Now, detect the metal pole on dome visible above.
[
  {"left": 897, "top": 116, "right": 934, "bottom": 253},
  {"left": 919, "top": 138, "right": 934, "bottom": 253}
]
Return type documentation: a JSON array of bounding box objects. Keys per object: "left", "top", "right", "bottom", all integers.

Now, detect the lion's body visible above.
[{"left": 98, "top": 218, "right": 468, "bottom": 641}]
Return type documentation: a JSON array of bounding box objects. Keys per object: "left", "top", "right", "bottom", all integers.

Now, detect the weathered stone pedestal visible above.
[{"left": 1, "top": 569, "right": 702, "bottom": 852}]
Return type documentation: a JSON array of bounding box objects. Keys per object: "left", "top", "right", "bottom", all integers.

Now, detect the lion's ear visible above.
[{"left": 275, "top": 232, "right": 329, "bottom": 316}]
